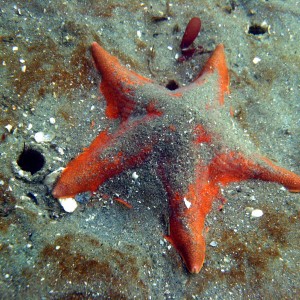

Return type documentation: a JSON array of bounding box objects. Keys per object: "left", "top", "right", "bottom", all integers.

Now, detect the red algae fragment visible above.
[
  {"left": 178, "top": 17, "right": 205, "bottom": 62},
  {"left": 180, "top": 17, "right": 201, "bottom": 50}
]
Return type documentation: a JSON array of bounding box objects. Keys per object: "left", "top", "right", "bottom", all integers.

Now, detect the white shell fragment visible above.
[
  {"left": 57, "top": 147, "right": 64, "bottom": 155},
  {"left": 132, "top": 171, "right": 139, "bottom": 180},
  {"left": 49, "top": 117, "right": 56, "bottom": 124},
  {"left": 209, "top": 241, "right": 218, "bottom": 247},
  {"left": 251, "top": 209, "right": 264, "bottom": 218},
  {"left": 34, "top": 131, "right": 55, "bottom": 143},
  {"left": 58, "top": 197, "right": 78, "bottom": 213},
  {"left": 5, "top": 124, "right": 13, "bottom": 132},
  {"left": 183, "top": 197, "right": 192, "bottom": 209},
  {"left": 253, "top": 57, "right": 261, "bottom": 64},
  {"left": 44, "top": 167, "right": 65, "bottom": 190}
]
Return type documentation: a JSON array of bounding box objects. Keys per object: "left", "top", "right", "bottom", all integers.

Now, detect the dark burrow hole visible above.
[
  {"left": 165, "top": 79, "right": 179, "bottom": 90},
  {"left": 248, "top": 24, "right": 268, "bottom": 35},
  {"left": 17, "top": 147, "right": 45, "bottom": 175}
]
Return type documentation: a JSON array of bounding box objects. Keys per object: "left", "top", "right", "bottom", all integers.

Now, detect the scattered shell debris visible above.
[
  {"left": 251, "top": 209, "right": 264, "bottom": 218},
  {"left": 44, "top": 167, "right": 64, "bottom": 190},
  {"left": 49, "top": 117, "right": 56, "bottom": 124},
  {"left": 132, "top": 171, "right": 139, "bottom": 180},
  {"left": 246, "top": 207, "right": 264, "bottom": 218},
  {"left": 209, "top": 241, "right": 218, "bottom": 247},
  {"left": 34, "top": 131, "right": 55, "bottom": 143},
  {"left": 253, "top": 57, "right": 261, "bottom": 64},
  {"left": 56, "top": 147, "right": 64, "bottom": 155},
  {"left": 58, "top": 197, "right": 78, "bottom": 213},
  {"left": 183, "top": 197, "right": 192, "bottom": 209},
  {"left": 5, "top": 124, "right": 13, "bottom": 132}
]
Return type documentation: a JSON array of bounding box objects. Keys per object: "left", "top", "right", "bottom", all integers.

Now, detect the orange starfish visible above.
[{"left": 52, "top": 42, "right": 300, "bottom": 274}]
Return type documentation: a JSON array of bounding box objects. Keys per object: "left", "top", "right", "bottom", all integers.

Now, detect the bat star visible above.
[{"left": 52, "top": 42, "right": 300, "bottom": 274}]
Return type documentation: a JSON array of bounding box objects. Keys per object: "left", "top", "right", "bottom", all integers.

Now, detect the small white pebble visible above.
[
  {"left": 167, "top": 46, "right": 173, "bottom": 50},
  {"left": 183, "top": 197, "right": 192, "bottom": 209},
  {"left": 58, "top": 197, "right": 78, "bottom": 213},
  {"left": 253, "top": 57, "right": 261, "bottom": 64},
  {"left": 49, "top": 117, "right": 56, "bottom": 124},
  {"left": 57, "top": 147, "right": 64, "bottom": 155},
  {"left": 132, "top": 171, "right": 139, "bottom": 180},
  {"left": 21, "top": 65, "right": 26, "bottom": 72},
  {"left": 55, "top": 245, "right": 60, "bottom": 250},
  {"left": 251, "top": 209, "right": 263, "bottom": 218},
  {"left": 34, "top": 131, "right": 54, "bottom": 143},
  {"left": 209, "top": 241, "right": 218, "bottom": 247},
  {"left": 5, "top": 274, "right": 10, "bottom": 279},
  {"left": 34, "top": 132, "right": 45, "bottom": 143},
  {"left": 12, "top": 46, "right": 18, "bottom": 52},
  {"left": 137, "top": 30, "right": 142, "bottom": 38},
  {"left": 5, "top": 124, "right": 13, "bottom": 132},
  {"left": 27, "top": 123, "right": 32, "bottom": 130},
  {"left": 19, "top": 58, "right": 25, "bottom": 63},
  {"left": 26, "top": 243, "right": 32, "bottom": 248}
]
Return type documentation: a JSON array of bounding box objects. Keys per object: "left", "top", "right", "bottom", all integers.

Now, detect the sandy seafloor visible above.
[{"left": 0, "top": 0, "right": 300, "bottom": 299}]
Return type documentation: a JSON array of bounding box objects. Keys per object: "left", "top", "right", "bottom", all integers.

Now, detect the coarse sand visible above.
[{"left": 0, "top": 1, "right": 299, "bottom": 299}]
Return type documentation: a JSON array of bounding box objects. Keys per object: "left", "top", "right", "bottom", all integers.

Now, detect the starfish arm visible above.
[
  {"left": 249, "top": 154, "right": 300, "bottom": 192},
  {"left": 52, "top": 114, "right": 158, "bottom": 199},
  {"left": 208, "top": 151, "right": 300, "bottom": 192},
  {"left": 195, "top": 44, "right": 230, "bottom": 106},
  {"left": 171, "top": 44, "right": 230, "bottom": 107},
  {"left": 159, "top": 162, "right": 209, "bottom": 274},
  {"left": 91, "top": 42, "right": 153, "bottom": 120},
  {"left": 160, "top": 150, "right": 300, "bottom": 274},
  {"left": 164, "top": 189, "right": 207, "bottom": 274}
]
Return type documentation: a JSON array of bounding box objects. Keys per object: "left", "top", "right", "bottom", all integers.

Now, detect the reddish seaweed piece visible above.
[
  {"left": 178, "top": 17, "right": 205, "bottom": 61},
  {"left": 180, "top": 17, "right": 201, "bottom": 50}
]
